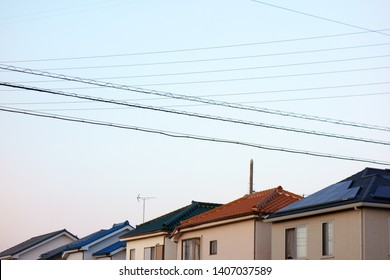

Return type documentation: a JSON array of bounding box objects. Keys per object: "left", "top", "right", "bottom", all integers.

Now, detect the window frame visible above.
[
  {"left": 129, "top": 249, "right": 135, "bottom": 260},
  {"left": 209, "top": 240, "right": 217, "bottom": 255},
  {"left": 182, "top": 238, "right": 201, "bottom": 260},
  {"left": 285, "top": 225, "right": 308, "bottom": 260},
  {"left": 321, "top": 221, "right": 334, "bottom": 257},
  {"left": 143, "top": 246, "right": 156, "bottom": 260}
]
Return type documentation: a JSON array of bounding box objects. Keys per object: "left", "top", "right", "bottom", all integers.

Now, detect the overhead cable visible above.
[
  {"left": 11, "top": 42, "right": 390, "bottom": 72},
  {"left": 1, "top": 64, "right": 389, "bottom": 132},
  {"left": 1, "top": 105, "right": 389, "bottom": 166},
  {"left": 250, "top": 0, "right": 390, "bottom": 37},
  {"left": 12, "top": 65, "right": 390, "bottom": 85},
  {"left": 1, "top": 81, "right": 389, "bottom": 146},
  {"left": 1, "top": 29, "right": 390, "bottom": 63}
]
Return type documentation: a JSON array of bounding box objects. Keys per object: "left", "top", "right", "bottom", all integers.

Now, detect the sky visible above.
[{"left": 0, "top": 0, "right": 389, "bottom": 252}]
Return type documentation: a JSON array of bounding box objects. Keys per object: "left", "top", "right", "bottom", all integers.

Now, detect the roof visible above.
[
  {"left": 0, "top": 229, "right": 77, "bottom": 259},
  {"left": 92, "top": 241, "right": 126, "bottom": 257},
  {"left": 120, "top": 201, "right": 221, "bottom": 239},
  {"left": 268, "top": 168, "right": 390, "bottom": 221},
  {"left": 39, "top": 221, "right": 133, "bottom": 260},
  {"left": 177, "top": 186, "right": 302, "bottom": 230}
]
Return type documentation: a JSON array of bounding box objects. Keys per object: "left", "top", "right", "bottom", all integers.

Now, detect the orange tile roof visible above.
[{"left": 177, "top": 186, "right": 302, "bottom": 229}]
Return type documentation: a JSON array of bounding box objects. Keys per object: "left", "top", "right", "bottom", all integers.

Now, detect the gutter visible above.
[
  {"left": 62, "top": 248, "right": 84, "bottom": 260},
  {"left": 265, "top": 202, "right": 390, "bottom": 222},
  {"left": 171, "top": 214, "right": 259, "bottom": 242},
  {"left": 120, "top": 231, "right": 168, "bottom": 242}
]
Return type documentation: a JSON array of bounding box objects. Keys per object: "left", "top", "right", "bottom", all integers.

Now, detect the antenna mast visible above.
[{"left": 137, "top": 194, "right": 156, "bottom": 223}]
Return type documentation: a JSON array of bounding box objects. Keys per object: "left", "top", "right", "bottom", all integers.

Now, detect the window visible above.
[
  {"left": 144, "top": 247, "right": 156, "bottom": 260},
  {"left": 129, "top": 249, "right": 135, "bottom": 260},
  {"left": 182, "top": 238, "right": 200, "bottom": 260},
  {"left": 209, "top": 240, "right": 217, "bottom": 255},
  {"left": 285, "top": 226, "right": 307, "bottom": 259},
  {"left": 322, "top": 221, "right": 334, "bottom": 257}
]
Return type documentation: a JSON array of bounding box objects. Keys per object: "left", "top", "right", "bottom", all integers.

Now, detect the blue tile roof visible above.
[
  {"left": 120, "top": 201, "right": 221, "bottom": 239},
  {"left": 39, "top": 221, "right": 133, "bottom": 260},
  {"left": 92, "top": 241, "right": 126, "bottom": 257},
  {"left": 269, "top": 168, "right": 390, "bottom": 220},
  {"left": 0, "top": 229, "right": 77, "bottom": 259}
]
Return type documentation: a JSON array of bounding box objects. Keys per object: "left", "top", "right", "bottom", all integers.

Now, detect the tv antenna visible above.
[{"left": 137, "top": 194, "right": 156, "bottom": 223}]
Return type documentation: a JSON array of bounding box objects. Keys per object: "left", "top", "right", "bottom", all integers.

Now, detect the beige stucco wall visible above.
[
  {"left": 164, "top": 236, "right": 177, "bottom": 260},
  {"left": 66, "top": 251, "right": 84, "bottom": 260},
  {"left": 125, "top": 235, "right": 165, "bottom": 260},
  {"left": 362, "top": 208, "right": 390, "bottom": 260},
  {"left": 175, "top": 218, "right": 266, "bottom": 260},
  {"left": 255, "top": 220, "right": 272, "bottom": 259},
  {"left": 271, "top": 209, "right": 363, "bottom": 260}
]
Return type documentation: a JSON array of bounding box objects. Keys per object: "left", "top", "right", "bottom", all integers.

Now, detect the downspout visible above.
[
  {"left": 361, "top": 208, "right": 364, "bottom": 260},
  {"left": 253, "top": 219, "right": 256, "bottom": 260}
]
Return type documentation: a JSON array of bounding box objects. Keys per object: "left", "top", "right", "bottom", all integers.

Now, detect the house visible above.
[
  {"left": 0, "top": 229, "right": 78, "bottom": 260},
  {"left": 120, "top": 201, "right": 221, "bottom": 260},
  {"left": 267, "top": 168, "right": 390, "bottom": 260},
  {"left": 171, "top": 186, "right": 302, "bottom": 260},
  {"left": 39, "top": 221, "right": 134, "bottom": 260}
]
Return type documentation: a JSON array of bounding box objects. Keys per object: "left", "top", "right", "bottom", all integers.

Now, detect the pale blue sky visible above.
[{"left": 0, "top": 0, "right": 389, "bottom": 251}]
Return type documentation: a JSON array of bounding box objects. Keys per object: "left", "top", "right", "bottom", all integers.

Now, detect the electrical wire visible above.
[
  {"left": 15, "top": 53, "right": 389, "bottom": 81},
  {"left": 250, "top": 0, "right": 390, "bottom": 37},
  {"left": 1, "top": 81, "right": 389, "bottom": 146},
  {"left": 1, "top": 105, "right": 389, "bottom": 166},
  {"left": 12, "top": 65, "right": 390, "bottom": 85},
  {"left": 129, "top": 66, "right": 390, "bottom": 87},
  {"left": 1, "top": 29, "right": 390, "bottom": 64},
  {"left": 1, "top": 64, "right": 389, "bottom": 132},
  {"left": 9, "top": 42, "right": 390, "bottom": 72}
]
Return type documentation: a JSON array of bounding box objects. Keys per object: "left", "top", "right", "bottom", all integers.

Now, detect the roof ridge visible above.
[{"left": 254, "top": 186, "right": 282, "bottom": 211}]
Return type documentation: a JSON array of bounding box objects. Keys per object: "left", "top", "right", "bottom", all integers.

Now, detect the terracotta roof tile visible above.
[{"left": 177, "top": 186, "right": 302, "bottom": 229}]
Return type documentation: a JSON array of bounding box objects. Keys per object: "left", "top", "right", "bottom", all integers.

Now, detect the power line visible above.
[
  {"left": 3, "top": 91, "right": 390, "bottom": 107},
  {"left": 1, "top": 64, "right": 389, "bottom": 132},
  {"left": 1, "top": 81, "right": 389, "bottom": 146},
  {"left": 9, "top": 42, "right": 390, "bottom": 72},
  {"left": 1, "top": 29, "right": 390, "bottom": 64},
  {"left": 9, "top": 65, "right": 390, "bottom": 85},
  {"left": 130, "top": 66, "right": 390, "bottom": 87},
  {"left": 2, "top": 81, "right": 390, "bottom": 101},
  {"left": 1, "top": 105, "right": 389, "bottom": 166},
  {"left": 250, "top": 0, "right": 390, "bottom": 37},
  {"left": 15, "top": 53, "right": 389, "bottom": 81}
]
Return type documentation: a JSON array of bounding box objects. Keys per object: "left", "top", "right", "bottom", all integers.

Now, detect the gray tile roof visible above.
[
  {"left": 0, "top": 229, "right": 77, "bottom": 259},
  {"left": 39, "top": 221, "right": 133, "bottom": 260}
]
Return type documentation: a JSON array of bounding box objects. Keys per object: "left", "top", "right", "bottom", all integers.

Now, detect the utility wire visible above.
[
  {"left": 250, "top": 0, "right": 390, "bottom": 37},
  {"left": 8, "top": 65, "right": 390, "bottom": 87},
  {"left": 12, "top": 65, "right": 390, "bottom": 85},
  {"left": 1, "top": 105, "right": 389, "bottom": 166},
  {"left": 1, "top": 64, "right": 389, "bottom": 132},
  {"left": 13, "top": 53, "right": 388, "bottom": 81},
  {"left": 1, "top": 29, "right": 390, "bottom": 64},
  {"left": 8, "top": 42, "right": 390, "bottom": 72},
  {"left": 1, "top": 81, "right": 389, "bottom": 146},
  {"left": 2, "top": 81, "right": 389, "bottom": 101},
  {"left": 3, "top": 91, "right": 390, "bottom": 107},
  {"left": 130, "top": 66, "right": 390, "bottom": 87}
]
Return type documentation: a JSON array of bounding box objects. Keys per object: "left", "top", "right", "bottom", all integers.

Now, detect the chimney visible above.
[{"left": 249, "top": 159, "right": 254, "bottom": 194}]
